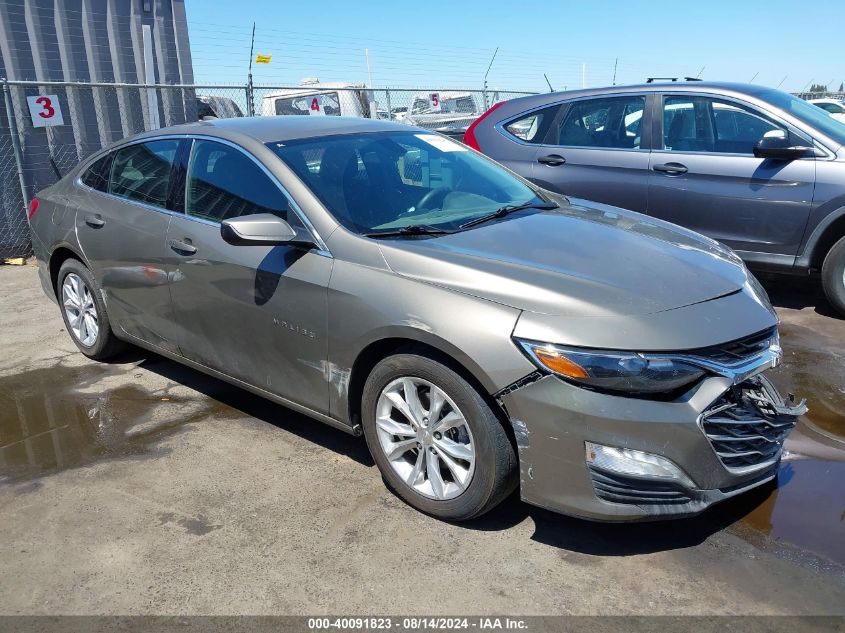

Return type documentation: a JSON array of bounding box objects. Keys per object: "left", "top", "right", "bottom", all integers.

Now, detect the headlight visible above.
[{"left": 516, "top": 339, "right": 706, "bottom": 396}]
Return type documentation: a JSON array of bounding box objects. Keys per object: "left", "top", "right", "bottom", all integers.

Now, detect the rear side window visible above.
[
  {"left": 505, "top": 105, "right": 559, "bottom": 143},
  {"left": 274, "top": 92, "right": 341, "bottom": 116},
  {"left": 186, "top": 139, "right": 302, "bottom": 227},
  {"left": 555, "top": 96, "right": 645, "bottom": 149},
  {"left": 80, "top": 154, "right": 112, "bottom": 192},
  {"left": 109, "top": 140, "right": 180, "bottom": 209}
]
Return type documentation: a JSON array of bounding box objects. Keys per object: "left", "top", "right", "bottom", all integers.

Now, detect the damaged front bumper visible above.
[{"left": 500, "top": 368, "right": 806, "bottom": 522}]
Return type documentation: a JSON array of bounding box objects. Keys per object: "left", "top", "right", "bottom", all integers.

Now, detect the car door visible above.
[
  {"left": 647, "top": 94, "right": 816, "bottom": 259},
  {"left": 165, "top": 137, "right": 333, "bottom": 415},
  {"left": 73, "top": 138, "right": 181, "bottom": 353},
  {"left": 528, "top": 93, "right": 652, "bottom": 212}
]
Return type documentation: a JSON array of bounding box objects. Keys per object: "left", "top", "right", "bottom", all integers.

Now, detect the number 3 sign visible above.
[{"left": 26, "top": 95, "right": 64, "bottom": 127}]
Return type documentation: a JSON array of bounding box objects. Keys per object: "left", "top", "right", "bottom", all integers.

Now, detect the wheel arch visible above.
[
  {"left": 346, "top": 331, "right": 513, "bottom": 441},
  {"left": 48, "top": 244, "right": 90, "bottom": 297},
  {"left": 800, "top": 206, "right": 845, "bottom": 270}
]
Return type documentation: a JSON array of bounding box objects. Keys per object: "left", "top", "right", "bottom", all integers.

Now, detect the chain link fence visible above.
[{"left": 0, "top": 80, "right": 536, "bottom": 258}]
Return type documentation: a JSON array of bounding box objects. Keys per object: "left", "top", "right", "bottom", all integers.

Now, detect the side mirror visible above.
[
  {"left": 753, "top": 130, "right": 814, "bottom": 160},
  {"left": 221, "top": 213, "right": 314, "bottom": 248}
]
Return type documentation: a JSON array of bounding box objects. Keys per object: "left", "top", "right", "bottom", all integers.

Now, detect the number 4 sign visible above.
[
  {"left": 308, "top": 95, "right": 325, "bottom": 116},
  {"left": 27, "top": 95, "right": 64, "bottom": 127}
]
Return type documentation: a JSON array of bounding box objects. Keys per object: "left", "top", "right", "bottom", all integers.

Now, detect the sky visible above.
[{"left": 184, "top": 0, "right": 843, "bottom": 94}]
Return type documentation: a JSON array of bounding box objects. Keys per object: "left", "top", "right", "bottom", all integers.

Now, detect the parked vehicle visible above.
[
  {"left": 28, "top": 116, "right": 803, "bottom": 522},
  {"left": 465, "top": 81, "right": 845, "bottom": 316},
  {"left": 261, "top": 79, "right": 374, "bottom": 118},
  {"left": 195, "top": 95, "right": 244, "bottom": 120},
  {"left": 808, "top": 98, "right": 845, "bottom": 123},
  {"left": 401, "top": 91, "right": 480, "bottom": 131}
]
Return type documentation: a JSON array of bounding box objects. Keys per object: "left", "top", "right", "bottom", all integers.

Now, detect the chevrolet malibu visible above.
[{"left": 28, "top": 117, "right": 805, "bottom": 521}]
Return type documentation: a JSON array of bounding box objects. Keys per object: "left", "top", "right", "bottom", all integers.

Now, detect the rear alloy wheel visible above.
[
  {"left": 362, "top": 352, "right": 517, "bottom": 521},
  {"left": 57, "top": 258, "right": 126, "bottom": 360},
  {"left": 62, "top": 272, "right": 99, "bottom": 346},
  {"left": 821, "top": 235, "right": 845, "bottom": 317}
]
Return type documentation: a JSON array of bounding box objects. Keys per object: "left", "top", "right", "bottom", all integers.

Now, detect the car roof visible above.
[
  {"left": 134, "top": 115, "right": 412, "bottom": 144},
  {"left": 523, "top": 81, "right": 779, "bottom": 100}
]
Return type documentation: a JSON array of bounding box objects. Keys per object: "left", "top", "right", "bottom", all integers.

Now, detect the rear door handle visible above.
[
  {"left": 652, "top": 162, "right": 688, "bottom": 175},
  {"left": 84, "top": 213, "right": 105, "bottom": 228},
  {"left": 537, "top": 154, "right": 566, "bottom": 166},
  {"left": 169, "top": 238, "right": 197, "bottom": 255}
]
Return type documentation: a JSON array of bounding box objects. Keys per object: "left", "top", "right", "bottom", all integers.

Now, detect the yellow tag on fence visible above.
[{"left": 255, "top": 54, "right": 272, "bottom": 64}]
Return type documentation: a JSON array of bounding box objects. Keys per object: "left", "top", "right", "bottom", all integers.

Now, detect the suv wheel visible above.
[
  {"left": 362, "top": 352, "right": 517, "bottom": 521},
  {"left": 822, "top": 236, "right": 845, "bottom": 317},
  {"left": 57, "top": 259, "right": 126, "bottom": 360}
]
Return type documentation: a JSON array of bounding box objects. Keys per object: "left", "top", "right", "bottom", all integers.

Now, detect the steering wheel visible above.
[{"left": 416, "top": 187, "right": 451, "bottom": 211}]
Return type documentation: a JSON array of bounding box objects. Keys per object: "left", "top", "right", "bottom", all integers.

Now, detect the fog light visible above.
[{"left": 585, "top": 442, "right": 696, "bottom": 489}]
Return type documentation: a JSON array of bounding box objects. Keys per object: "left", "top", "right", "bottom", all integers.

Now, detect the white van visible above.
[{"left": 261, "top": 80, "right": 375, "bottom": 118}]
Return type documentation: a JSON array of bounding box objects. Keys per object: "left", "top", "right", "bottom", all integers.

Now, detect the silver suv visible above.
[
  {"left": 465, "top": 82, "right": 845, "bottom": 316},
  {"left": 28, "top": 116, "right": 804, "bottom": 522}
]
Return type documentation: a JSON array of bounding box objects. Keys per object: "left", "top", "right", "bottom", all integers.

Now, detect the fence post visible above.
[
  {"left": 2, "top": 78, "right": 30, "bottom": 212},
  {"left": 385, "top": 88, "right": 392, "bottom": 120},
  {"left": 246, "top": 81, "right": 255, "bottom": 117}
]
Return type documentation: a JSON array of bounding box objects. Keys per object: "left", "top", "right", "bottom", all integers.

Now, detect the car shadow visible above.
[
  {"left": 129, "top": 351, "right": 375, "bottom": 467},
  {"left": 112, "top": 348, "right": 774, "bottom": 556},
  {"left": 755, "top": 272, "right": 839, "bottom": 318},
  {"left": 462, "top": 481, "right": 776, "bottom": 556}
]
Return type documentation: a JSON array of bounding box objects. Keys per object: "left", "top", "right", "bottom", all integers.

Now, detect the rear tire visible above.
[
  {"left": 362, "top": 352, "right": 517, "bottom": 521},
  {"left": 821, "top": 236, "right": 845, "bottom": 317},
  {"left": 57, "top": 258, "right": 126, "bottom": 360}
]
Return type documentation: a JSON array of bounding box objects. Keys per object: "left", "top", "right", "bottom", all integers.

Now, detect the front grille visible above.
[
  {"left": 589, "top": 467, "right": 693, "bottom": 505},
  {"left": 690, "top": 326, "right": 778, "bottom": 364},
  {"left": 700, "top": 375, "right": 798, "bottom": 470}
]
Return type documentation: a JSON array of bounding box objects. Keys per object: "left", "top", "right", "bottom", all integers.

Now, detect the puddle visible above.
[
  {"left": 0, "top": 364, "right": 212, "bottom": 482},
  {"left": 727, "top": 321, "right": 845, "bottom": 567}
]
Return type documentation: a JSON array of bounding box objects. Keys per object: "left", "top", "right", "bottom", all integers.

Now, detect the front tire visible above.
[
  {"left": 57, "top": 258, "right": 125, "bottom": 360},
  {"left": 362, "top": 352, "right": 517, "bottom": 521},
  {"left": 821, "top": 236, "right": 845, "bottom": 317}
]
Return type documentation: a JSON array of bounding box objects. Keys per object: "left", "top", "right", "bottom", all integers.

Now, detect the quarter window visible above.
[
  {"left": 662, "top": 96, "right": 783, "bottom": 154},
  {"left": 80, "top": 154, "right": 112, "bottom": 192},
  {"left": 505, "top": 105, "right": 559, "bottom": 143},
  {"left": 109, "top": 140, "right": 180, "bottom": 209},
  {"left": 186, "top": 140, "right": 303, "bottom": 228},
  {"left": 554, "top": 96, "right": 645, "bottom": 149}
]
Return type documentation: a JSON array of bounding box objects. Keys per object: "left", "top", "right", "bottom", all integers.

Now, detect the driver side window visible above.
[
  {"left": 186, "top": 139, "right": 306, "bottom": 232},
  {"left": 663, "top": 96, "right": 785, "bottom": 155}
]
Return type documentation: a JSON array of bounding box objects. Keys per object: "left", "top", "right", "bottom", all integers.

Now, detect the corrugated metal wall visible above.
[{"left": 0, "top": 0, "right": 195, "bottom": 258}]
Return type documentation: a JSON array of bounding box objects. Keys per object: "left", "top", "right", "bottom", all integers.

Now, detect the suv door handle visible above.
[
  {"left": 84, "top": 214, "right": 105, "bottom": 228},
  {"left": 169, "top": 238, "right": 197, "bottom": 255},
  {"left": 538, "top": 154, "right": 566, "bottom": 166},
  {"left": 652, "top": 162, "right": 688, "bottom": 175}
]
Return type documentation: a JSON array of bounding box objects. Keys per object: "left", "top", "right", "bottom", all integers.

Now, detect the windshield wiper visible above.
[
  {"left": 363, "top": 224, "right": 454, "bottom": 238},
  {"left": 458, "top": 201, "right": 559, "bottom": 230}
]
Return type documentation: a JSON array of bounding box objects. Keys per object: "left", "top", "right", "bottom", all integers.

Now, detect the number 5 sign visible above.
[
  {"left": 26, "top": 95, "right": 64, "bottom": 127},
  {"left": 429, "top": 92, "right": 441, "bottom": 112}
]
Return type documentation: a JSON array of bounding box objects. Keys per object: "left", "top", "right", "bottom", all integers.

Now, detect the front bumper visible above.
[{"left": 500, "top": 371, "right": 804, "bottom": 521}]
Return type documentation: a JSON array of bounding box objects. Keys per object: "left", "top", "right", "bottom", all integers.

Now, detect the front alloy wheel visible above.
[
  {"left": 375, "top": 377, "right": 475, "bottom": 500},
  {"left": 62, "top": 272, "right": 99, "bottom": 346}
]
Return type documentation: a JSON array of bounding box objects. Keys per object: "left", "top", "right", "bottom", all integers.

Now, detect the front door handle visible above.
[
  {"left": 84, "top": 213, "right": 105, "bottom": 228},
  {"left": 538, "top": 154, "right": 566, "bottom": 166},
  {"left": 652, "top": 162, "right": 688, "bottom": 175},
  {"left": 169, "top": 238, "right": 197, "bottom": 255}
]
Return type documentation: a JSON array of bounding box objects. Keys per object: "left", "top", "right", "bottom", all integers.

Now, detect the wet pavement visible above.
[{"left": 0, "top": 264, "right": 843, "bottom": 615}]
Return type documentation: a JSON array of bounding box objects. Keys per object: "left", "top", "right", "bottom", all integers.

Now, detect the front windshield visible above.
[
  {"left": 757, "top": 88, "right": 845, "bottom": 148},
  {"left": 268, "top": 131, "right": 543, "bottom": 234}
]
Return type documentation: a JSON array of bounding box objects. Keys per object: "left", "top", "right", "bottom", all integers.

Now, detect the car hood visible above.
[{"left": 377, "top": 200, "right": 752, "bottom": 318}]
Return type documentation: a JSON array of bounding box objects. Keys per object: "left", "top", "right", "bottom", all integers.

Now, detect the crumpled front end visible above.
[{"left": 499, "top": 326, "right": 806, "bottom": 522}]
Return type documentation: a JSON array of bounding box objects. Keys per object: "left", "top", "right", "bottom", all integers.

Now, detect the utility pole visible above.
[
  {"left": 482, "top": 47, "right": 498, "bottom": 110},
  {"left": 365, "top": 49, "right": 377, "bottom": 119},
  {"left": 612, "top": 58, "right": 618, "bottom": 85},
  {"left": 246, "top": 22, "right": 256, "bottom": 116}
]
